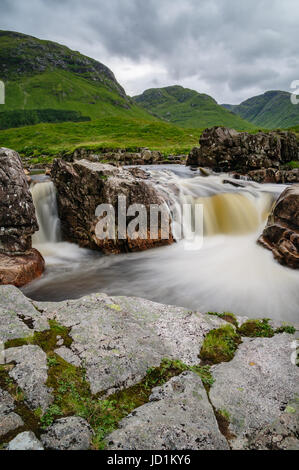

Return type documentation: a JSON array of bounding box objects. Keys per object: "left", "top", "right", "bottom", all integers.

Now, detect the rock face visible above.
[
  {"left": 186, "top": 127, "right": 298, "bottom": 173},
  {"left": 51, "top": 159, "right": 174, "bottom": 253},
  {"left": 107, "top": 372, "right": 229, "bottom": 450},
  {"left": 258, "top": 184, "right": 299, "bottom": 269},
  {"left": 0, "top": 147, "right": 44, "bottom": 286},
  {"left": 247, "top": 168, "right": 299, "bottom": 184}
]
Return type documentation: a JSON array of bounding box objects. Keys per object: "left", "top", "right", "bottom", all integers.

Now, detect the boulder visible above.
[
  {"left": 0, "top": 249, "right": 45, "bottom": 287},
  {"left": 5, "top": 345, "right": 53, "bottom": 412},
  {"left": 186, "top": 127, "right": 298, "bottom": 173},
  {"left": 209, "top": 334, "right": 299, "bottom": 449},
  {"left": 0, "top": 388, "right": 24, "bottom": 438},
  {"left": 51, "top": 159, "right": 174, "bottom": 253},
  {"left": 0, "top": 147, "right": 44, "bottom": 286},
  {"left": 258, "top": 184, "right": 299, "bottom": 268},
  {"left": 107, "top": 372, "right": 229, "bottom": 450},
  {"left": 7, "top": 432, "right": 44, "bottom": 450},
  {"left": 41, "top": 417, "right": 93, "bottom": 450}
]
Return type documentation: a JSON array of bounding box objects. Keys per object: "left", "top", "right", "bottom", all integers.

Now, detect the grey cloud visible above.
[{"left": 1, "top": 0, "right": 299, "bottom": 103}]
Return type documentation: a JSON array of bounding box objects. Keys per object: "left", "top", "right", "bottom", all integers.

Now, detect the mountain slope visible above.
[
  {"left": 0, "top": 30, "right": 155, "bottom": 122},
  {"left": 222, "top": 91, "right": 299, "bottom": 129},
  {"left": 133, "top": 86, "right": 255, "bottom": 130}
]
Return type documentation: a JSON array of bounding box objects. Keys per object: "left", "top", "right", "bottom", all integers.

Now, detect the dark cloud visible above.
[{"left": 1, "top": 0, "right": 299, "bottom": 103}]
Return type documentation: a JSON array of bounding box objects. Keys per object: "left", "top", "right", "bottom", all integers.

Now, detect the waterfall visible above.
[
  {"left": 31, "top": 181, "right": 61, "bottom": 244},
  {"left": 148, "top": 169, "right": 275, "bottom": 238}
]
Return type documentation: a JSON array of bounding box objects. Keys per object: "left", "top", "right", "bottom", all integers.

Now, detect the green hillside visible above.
[
  {"left": 222, "top": 90, "right": 299, "bottom": 129},
  {"left": 0, "top": 30, "right": 156, "bottom": 122},
  {"left": 0, "top": 116, "right": 200, "bottom": 163},
  {"left": 133, "top": 85, "right": 255, "bottom": 131}
]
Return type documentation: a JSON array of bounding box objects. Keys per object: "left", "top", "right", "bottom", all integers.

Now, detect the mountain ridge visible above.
[
  {"left": 222, "top": 90, "right": 299, "bottom": 129},
  {"left": 133, "top": 85, "right": 255, "bottom": 131}
]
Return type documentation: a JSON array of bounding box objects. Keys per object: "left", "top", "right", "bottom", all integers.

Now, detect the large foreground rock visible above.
[
  {"left": 107, "top": 372, "right": 229, "bottom": 450},
  {"left": 187, "top": 127, "right": 298, "bottom": 173},
  {"left": 34, "top": 293, "right": 225, "bottom": 395},
  {"left": 51, "top": 159, "right": 174, "bottom": 253},
  {"left": 209, "top": 334, "right": 299, "bottom": 450},
  {"left": 258, "top": 184, "right": 299, "bottom": 269},
  {"left": 0, "top": 147, "right": 44, "bottom": 286}
]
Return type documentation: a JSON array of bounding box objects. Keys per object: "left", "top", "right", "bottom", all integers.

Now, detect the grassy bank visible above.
[{"left": 0, "top": 116, "right": 201, "bottom": 162}]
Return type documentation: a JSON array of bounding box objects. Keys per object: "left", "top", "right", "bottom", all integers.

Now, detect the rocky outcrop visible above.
[
  {"left": 247, "top": 168, "right": 299, "bottom": 184},
  {"left": 258, "top": 185, "right": 299, "bottom": 269},
  {"left": 51, "top": 159, "right": 174, "bottom": 253},
  {"left": 187, "top": 127, "right": 298, "bottom": 173},
  {"left": 0, "top": 286, "right": 298, "bottom": 450},
  {"left": 0, "top": 147, "right": 45, "bottom": 286}
]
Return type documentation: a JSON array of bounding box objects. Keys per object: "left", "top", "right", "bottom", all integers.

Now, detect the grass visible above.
[{"left": 0, "top": 115, "right": 200, "bottom": 161}]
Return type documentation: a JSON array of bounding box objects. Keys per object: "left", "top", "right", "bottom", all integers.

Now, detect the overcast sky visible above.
[{"left": 1, "top": 0, "right": 299, "bottom": 103}]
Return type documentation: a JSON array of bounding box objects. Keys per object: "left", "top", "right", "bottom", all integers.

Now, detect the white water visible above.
[{"left": 24, "top": 166, "right": 299, "bottom": 323}]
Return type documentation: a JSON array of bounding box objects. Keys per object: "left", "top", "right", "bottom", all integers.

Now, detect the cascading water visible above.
[
  {"left": 31, "top": 181, "right": 61, "bottom": 244},
  {"left": 24, "top": 165, "right": 299, "bottom": 323}
]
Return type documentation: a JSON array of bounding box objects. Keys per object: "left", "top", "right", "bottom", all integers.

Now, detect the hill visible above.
[
  {"left": 0, "top": 30, "right": 155, "bottom": 122},
  {"left": 0, "top": 116, "right": 200, "bottom": 164},
  {"left": 222, "top": 90, "right": 299, "bottom": 129},
  {"left": 133, "top": 85, "right": 255, "bottom": 131}
]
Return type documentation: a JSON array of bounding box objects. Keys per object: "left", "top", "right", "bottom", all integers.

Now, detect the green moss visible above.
[
  {"left": 238, "top": 319, "right": 275, "bottom": 338},
  {"left": 214, "top": 408, "right": 235, "bottom": 441},
  {"left": 5, "top": 319, "right": 72, "bottom": 351},
  {"left": 199, "top": 325, "right": 242, "bottom": 365},
  {"left": 207, "top": 312, "right": 238, "bottom": 327},
  {"left": 275, "top": 325, "right": 296, "bottom": 335}
]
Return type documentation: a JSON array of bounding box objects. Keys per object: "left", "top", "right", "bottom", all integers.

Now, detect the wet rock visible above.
[
  {"left": 209, "top": 334, "right": 299, "bottom": 450},
  {"left": 248, "top": 168, "right": 299, "bottom": 184},
  {"left": 7, "top": 431, "right": 44, "bottom": 450},
  {"left": 0, "top": 285, "right": 49, "bottom": 342},
  {"left": 187, "top": 127, "right": 298, "bottom": 173},
  {"left": 5, "top": 345, "right": 53, "bottom": 412},
  {"left": 0, "top": 249, "right": 45, "bottom": 287},
  {"left": 107, "top": 372, "right": 229, "bottom": 450},
  {"left": 0, "top": 147, "right": 44, "bottom": 286},
  {"left": 0, "top": 388, "right": 24, "bottom": 438},
  {"left": 41, "top": 417, "right": 92, "bottom": 450},
  {"left": 35, "top": 293, "right": 226, "bottom": 395},
  {"left": 258, "top": 184, "right": 299, "bottom": 269},
  {"left": 51, "top": 159, "right": 174, "bottom": 253}
]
